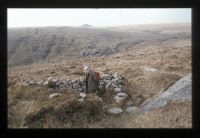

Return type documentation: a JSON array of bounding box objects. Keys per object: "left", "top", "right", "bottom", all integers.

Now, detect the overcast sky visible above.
[{"left": 7, "top": 8, "right": 191, "bottom": 28}]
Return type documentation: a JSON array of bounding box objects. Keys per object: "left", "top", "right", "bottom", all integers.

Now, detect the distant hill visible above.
[
  {"left": 8, "top": 23, "right": 191, "bottom": 67},
  {"left": 81, "top": 24, "right": 94, "bottom": 28}
]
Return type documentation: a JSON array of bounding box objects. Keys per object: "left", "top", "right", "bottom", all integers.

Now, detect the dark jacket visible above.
[{"left": 85, "top": 71, "right": 99, "bottom": 93}]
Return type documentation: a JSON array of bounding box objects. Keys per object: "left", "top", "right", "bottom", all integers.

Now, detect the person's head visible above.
[{"left": 84, "top": 66, "right": 90, "bottom": 73}]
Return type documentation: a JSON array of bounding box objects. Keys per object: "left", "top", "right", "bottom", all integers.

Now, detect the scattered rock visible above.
[
  {"left": 113, "top": 78, "right": 120, "bottom": 82},
  {"left": 117, "top": 79, "right": 123, "bottom": 84},
  {"left": 78, "top": 98, "right": 84, "bottom": 102},
  {"left": 52, "top": 78, "right": 58, "bottom": 82},
  {"left": 98, "top": 84, "right": 104, "bottom": 90},
  {"left": 79, "top": 76, "right": 85, "bottom": 82},
  {"left": 114, "top": 87, "right": 122, "bottom": 93},
  {"left": 114, "top": 92, "right": 128, "bottom": 103},
  {"left": 36, "top": 81, "right": 43, "bottom": 85},
  {"left": 102, "top": 74, "right": 110, "bottom": 78},
  {"left": 43, "top": 81, "right": 48, "bottom": 85},
  {"left": 47, "top": 77, "right": 54, "bottom": 81},
  {"left": 143, "top": 66, "right": 158, "bottom": 72},
  {"left": 56, "top": 80, "right": 61, "bottom": 86},
  {"left": 126, "top": 101, "right": 134, "bottom": 107},
  {"left": 126, "top": 107, "right": 140, "bottom": 114},
  {"left": 29, "top": 80, "right": 35, "bottom": 85},
  {"left": 72, "top": 83, "right": 79, "bottom": 89},
  {"left": 82, "top": 86, "right": 86, "bottom": 90},
  {"left": 49, "top": 93, "right": 62, "bottom": 98},
  {"left": 59, "top": 84, "right": 65, "bottom": 89},
  {"left": 78, "top": 87, "right": 84, "bottom": 92},
  {"left": 48, "top": 81, "right": 58, "bottom": 88},
  {"left": 107, "top": 107, "right": 123, "bottom": 115},
  {"left": 111, "top": 83, "right": 118, "bottom": 88},
  {"left": 106, "top": 81, "right": 112, "bottom": 90},
  {"left": 99, "top": 97, "right": 103, "bottom": 102},
  {"left": 62, "top": 80, "right": 68, "bottom": 86},
  {"left": 117, "top": 92, "right": 128, "bottom": 97},
  {"left": 80, "top": 92, "right": 86, "bottom": 98},
  {"left": 20, "top": 82, "right": 29, "bottom": 86}
]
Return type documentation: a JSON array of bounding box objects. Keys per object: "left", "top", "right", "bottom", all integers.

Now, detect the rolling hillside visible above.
[
  {"left": 7, "top": 23, "right": 192, "bottom": 128},
  {"left": 8, "top": 23, "right": 191, "bottom": 67}
]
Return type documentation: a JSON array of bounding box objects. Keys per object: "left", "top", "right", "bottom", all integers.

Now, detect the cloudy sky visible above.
[{"left": 8, "top": 8, "right": 191, "bottom": 28}]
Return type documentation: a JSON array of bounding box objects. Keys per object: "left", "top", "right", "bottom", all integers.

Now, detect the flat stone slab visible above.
[
  {"left": 143, "top": 66, "right": 158, "bottom": 72},
  {"left": 107, "top": 107, "right": 123, "bottom": 114}
]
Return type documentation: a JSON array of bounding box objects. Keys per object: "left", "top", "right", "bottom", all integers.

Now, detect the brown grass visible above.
[
  {"left": 95, "top": 101, "right": 192, "bottom": 128},
  {"left": 124, "top": 101, "right": 192, "bottom": 128},
  {"left": 8, "top": 44, "right": 191, "bottom": 128},
  {"left": 8, "top": 85, "right": 104, "bottom": 128}
]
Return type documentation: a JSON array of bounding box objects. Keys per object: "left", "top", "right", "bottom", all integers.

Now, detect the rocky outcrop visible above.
[
  {"left": 141, "top": 73, "right": 192, "bottom": 112},
  {"left": 80, "top": 40, "right": 143, "bottom": 57}
]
